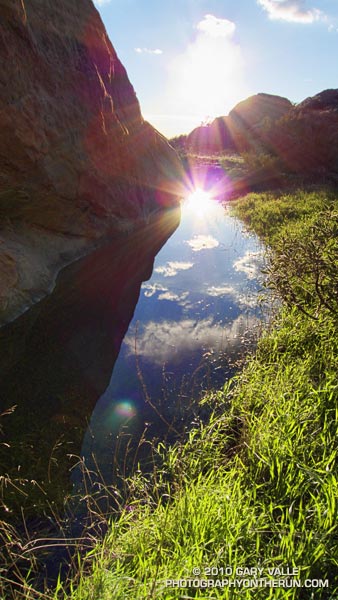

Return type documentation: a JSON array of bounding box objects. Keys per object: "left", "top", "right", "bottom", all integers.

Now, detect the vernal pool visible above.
[
  {"left": 80, "top": 196, "right": 267, "bottom": 485},
  {"left": 0, "top": 194, "right": 267, "bottom": 517}
]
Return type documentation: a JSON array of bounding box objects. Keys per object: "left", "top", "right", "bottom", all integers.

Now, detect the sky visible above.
[{"left": 94, "top": 0, "right": 338, "bottom": 138}]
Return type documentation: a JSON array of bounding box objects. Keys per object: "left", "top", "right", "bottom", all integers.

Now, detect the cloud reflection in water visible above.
[
  {"left": 158, "top": 290, "right": 190, "bottom": 303},
  {"left": 186, "top": 234, "right": 219, "bottom": 252},
  {"left": 233, "top": 250, "right": 264, "bottom": 280},
  {"left": 143, "top": 282, "right": 168, "bottom": 297},
  {"left": 154, "top": 260, "right": 194, "bottom": 277},
  {"left": 206, "top": 285, "right": 236, "bottom": 297},
  {"left": 124, "top": 315, "right": 260, "bottom": 366}
]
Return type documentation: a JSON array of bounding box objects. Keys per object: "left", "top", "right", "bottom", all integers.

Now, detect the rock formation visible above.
[
  {"left": 296, "top": 88, "right": 338, "bottom": 113},
  {"left": 0, "top": 0, "right": 182, "bottom": 325},
  {"left": 183, "top": 89, "right": 338, "bottom": 182},
  {"left": 228, "top": 93, "right": 292, "bottom": 130},
  {"left": 186, "top": 93, "right": 292, "bottom": 153},
  {"left": 267, "top": 93, "right": 338, "bottom": 177}
]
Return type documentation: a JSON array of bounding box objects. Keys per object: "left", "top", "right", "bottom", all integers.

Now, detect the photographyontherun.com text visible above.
[{"left": 164, "top": 566, "right": 329, "bottom": 589}]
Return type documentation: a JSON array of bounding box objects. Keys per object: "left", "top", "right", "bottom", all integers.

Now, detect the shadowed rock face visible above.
[
  {"left": 186, "top": 116, "right": 236, "bottom": 155},
  {"left": 0, "top": 0, "right": 182, "bottom": 324},
  {"left": 0, "top": 208, "right": 180, "bottom": 517},
  {"left": 296, "top": 89, "right": 338, "bottom": 113},
  {"left": 228, "top": 93, "right": 292, "bottom": 130},
  {"left": 186, "top": 93, "right": 292, "bottom": 153}
]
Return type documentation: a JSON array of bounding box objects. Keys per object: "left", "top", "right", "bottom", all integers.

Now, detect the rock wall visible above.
[{"left": 0, "top": 0, "right": 182, "bottom": 324}]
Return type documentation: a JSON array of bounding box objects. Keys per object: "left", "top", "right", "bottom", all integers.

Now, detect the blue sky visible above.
[{"left": 94, "top": 0, "right": 338, "bottom": 137}]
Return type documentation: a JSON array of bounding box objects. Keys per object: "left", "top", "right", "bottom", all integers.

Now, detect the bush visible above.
[{"left": 266, "top": 209, "right": 338, "bottom": 319}]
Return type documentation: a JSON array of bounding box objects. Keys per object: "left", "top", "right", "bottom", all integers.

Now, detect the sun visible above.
[
  {"left": 161, "top": 15, "right": 249, "bottom": 136},
  {"left": 187, "top": 188, "right": 210, "bottom": 204},
  {"left": 184, "top": 187, "right": 214, "bottom": 217}
]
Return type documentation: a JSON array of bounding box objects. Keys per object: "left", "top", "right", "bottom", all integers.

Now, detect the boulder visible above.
[
  {"left": 296, "top": 89, "right": 338, "bottom": 113},
  {"left": 0, "top": 0, "right": 182, "bottom": 325}
]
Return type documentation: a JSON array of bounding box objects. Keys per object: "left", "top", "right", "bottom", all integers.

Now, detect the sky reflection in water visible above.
[{"left": 80, "top": 194, "right": 266, "bottom": 480}]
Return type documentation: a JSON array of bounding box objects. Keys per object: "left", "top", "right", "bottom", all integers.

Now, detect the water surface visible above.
[
  {"left": 80, "top": 196, "right": 265, "bottom": 486},
  {"left": 0, "top": 210, "right": 179, "bottom": 516},
  {"left": 0, "top": 196, "right": 266, "bottom": 517}
]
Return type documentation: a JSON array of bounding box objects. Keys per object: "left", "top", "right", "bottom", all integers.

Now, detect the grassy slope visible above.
[{"left": 64, "top": 190, "right": 338, "bottom": 600}]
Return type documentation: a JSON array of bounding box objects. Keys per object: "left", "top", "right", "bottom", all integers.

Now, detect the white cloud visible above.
[
  {"left": 135, "top": 47, "right": 163, "bottom": 55},
  {"left": 237, "top": 292, "right": 261, "bottom": 308},
  {"left": 257, "top": 0, "right": 324, "bottom": 24},
  {"left": 125, "top": 315, "right": 259, "bottom": 365},
  {"left": 154, "top": 261, "right": 194, "bottom": 277},
  {"left": 158, "top": 291, "right": 190, "bottom": 302},
  {"left": 94, "top": 0, "right": 112, "bottom": 6},
  {"left": 142, "top": 283, "right": 190, "bottom": 305},
  {"left": 186, "top": 234, "right": 219, "bottom": 252},
  {"left": 158, "top": 13, "right": 250, "bottom": 133},
  {"left": 142, "top": 283, "right": 168, "bottom": 297},
  {"left": 206, "top": 285, "right": 236, "bottom": 297},
  {"left": 205, "top": 283, "right": 262, "bottom": 309},
  {"left": 233, "top": 251, "right": 263, "bottom": 280},
  {"left": 196, "top": 14, "right": 236, "bottom": 38}
]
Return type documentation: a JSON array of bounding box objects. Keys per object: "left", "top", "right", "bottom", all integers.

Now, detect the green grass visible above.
[
  {"left": 230, "top": 189, "right": 336, "bottom": 244},
  {"left": 54, "top": 190, "right": 337, "bottom": 600},
  {"left": 3, "top": 190, "right": 338, "bottom": 599},
  {"left": 64, "top": 318, "right": 338, "bottom": 599}
]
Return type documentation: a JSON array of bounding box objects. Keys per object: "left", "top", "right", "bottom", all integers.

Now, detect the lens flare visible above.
[
  {"left": 114, "top": 400, "right": 137, "bottom": 419},
  {"left": 187, "top": 187, "right": 211, "bottom": 204},
  {"left": 184, "top": 187, "right": 214, "bottom": 217}
]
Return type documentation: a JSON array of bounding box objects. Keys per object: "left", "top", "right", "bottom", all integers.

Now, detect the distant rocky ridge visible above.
[
  {"left": 0, "top": 0, "right": 182, "bottom": 325},
  {"left": 185, "top": 93, "right": 293, "bottom": 154},
  {"left": 296, "top": 89, "right": 338, "bottom": 113},
  {"left": 178, "top": 90, "right": 338, "bottom": 181}
]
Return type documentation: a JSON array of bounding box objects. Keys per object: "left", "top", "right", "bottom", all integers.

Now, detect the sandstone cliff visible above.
[{"left": 0, "top": 0, "right": 182, "bottom": 325}]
